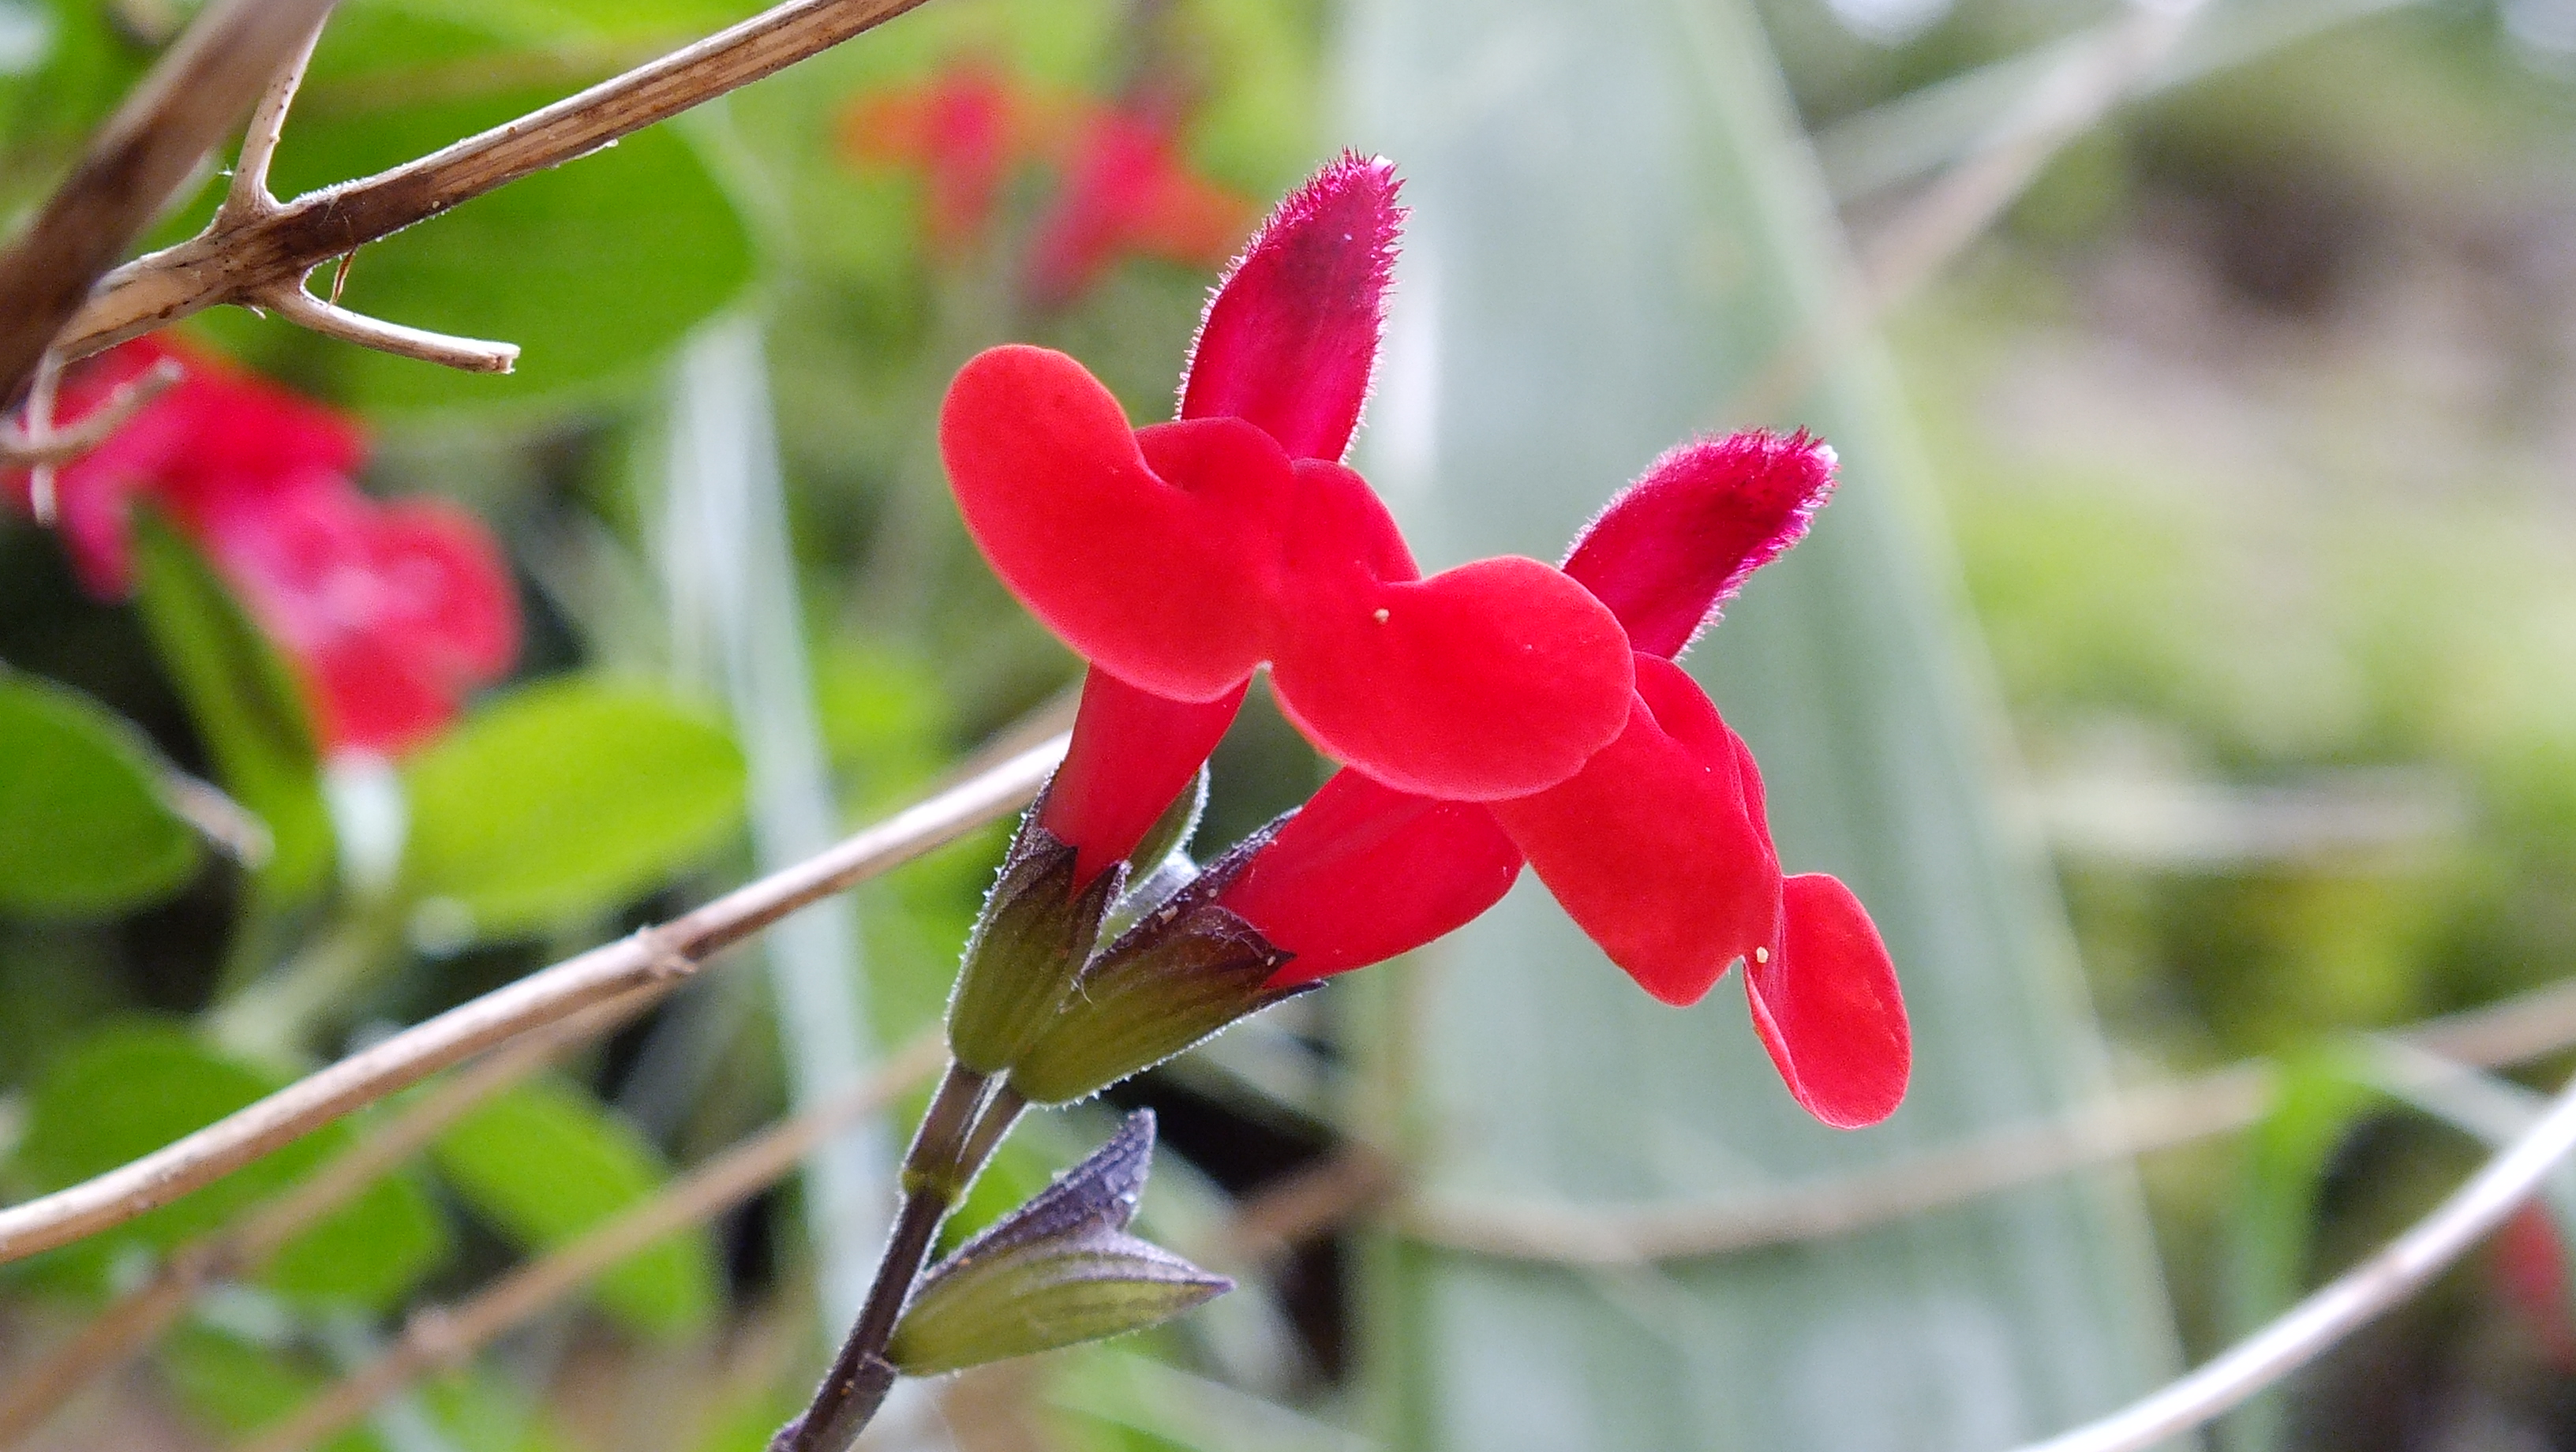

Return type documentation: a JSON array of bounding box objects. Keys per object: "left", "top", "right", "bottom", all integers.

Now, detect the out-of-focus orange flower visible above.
[{"left": 837, "top": 59, "right": 1256, "bottom": 306}]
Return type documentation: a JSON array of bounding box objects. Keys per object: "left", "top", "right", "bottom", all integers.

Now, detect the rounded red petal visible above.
[
  {"left": 1219, "top": 769, "right": 1522, "bottom": 985},
  {"left": 1178, "top": 152, "right": 1401, "bottom": 462},
  {"left": 1561, "top": 430, "right": 1833, "bottom": 660},
  {"left": 1043, "top": 668, "right": 1245, "bottom": 888},
  {"left": 1487, "top": 655, "right": 1777, "bottom": 1005},
  {"left": 1271, "top": 554, "right": 1633, "bottom": 801},
  {"left": 941, "top": 345, "right": 1282, "bottom": 702},
  {"left": 1745, "top": 873, "right": 1911, "bottom": 1129}
]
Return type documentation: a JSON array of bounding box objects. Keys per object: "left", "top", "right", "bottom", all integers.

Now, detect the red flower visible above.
[
  {"left": 838, "top": 60, "right": 1256, "bottom": 308},
  {"left": 5, "top": 338, "right": 519, "bottom": 756},
  {"left": 942, "top": 155, "right": 1636, "bottom": 885},
  {"left": 1216, "top": 423, "right": 1911, "bottom": 1129},
  {"left": 839, "top": 59, "right": 1024, "bottom": 260},
  {"left": 1021, "top": 99, "right": 1257, "bottom": 309}
]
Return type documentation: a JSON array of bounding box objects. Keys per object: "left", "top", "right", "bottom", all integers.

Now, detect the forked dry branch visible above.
[
  {"left": 47, "top": 0, "right": 940, "bottom": 374},
  {"left": 0, "top": 0, "right": 339, "bottom": 408}
]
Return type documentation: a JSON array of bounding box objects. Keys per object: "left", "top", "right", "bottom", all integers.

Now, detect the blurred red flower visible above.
[
  {"left": 4, "top": 338, "right": 519, "bottom": 757},
  {"left": 837, "top": 58, "right": 1256, "bottom": 307}
]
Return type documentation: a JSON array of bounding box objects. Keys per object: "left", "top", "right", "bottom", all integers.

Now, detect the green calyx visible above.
[
  {"left": 1005, "top": 883, "right": 1297, "bottom": 1107},
  {"left": 944, "top": 819, "right": 1122, "bottom": 1076}
]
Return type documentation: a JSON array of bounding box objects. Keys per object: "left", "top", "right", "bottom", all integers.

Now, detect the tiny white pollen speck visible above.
[
  {"left": 1372, "top": 608, "right": 1390, "bottom": 624},
  {"left": 1754, "top": 946, "right": 1769, "bottom": 964}
]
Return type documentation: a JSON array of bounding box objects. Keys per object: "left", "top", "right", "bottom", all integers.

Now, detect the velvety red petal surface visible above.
[
  {"left": 941, "top": 346, "right": 1280, "bottom": 702},
  {"left": 1561, "top": 430, "right": 1834, "bottom": 660},
  {"left": 1745, "top": 873, "right": 1911, "bottom": 1129},
  {"left": 1178, "top": 152, "right": 1399, "bottom": 463},
  {"left": 1488, "top": 655, "right": 1778, "bottom": 1005},
  {"left": 1272, "top": 554, "right": 1634, "bottom": 800},
  {"left": 945, "top": 345, "right": 1631, "bottom": 799},
  {"left": 1219, "top": 769, "right": 1523, "bottom": 984},
  {"left": 1043, "top": 668, "right": 1246, "bottom": 887}
]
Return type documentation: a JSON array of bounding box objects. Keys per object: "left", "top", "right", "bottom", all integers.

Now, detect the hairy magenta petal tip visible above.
[
  {"left": 1563, "top": 428, "right": 1837, "bottom": 661},
  {"left": 1178, "top": 151, "right": 1403, "bottom": 462}
]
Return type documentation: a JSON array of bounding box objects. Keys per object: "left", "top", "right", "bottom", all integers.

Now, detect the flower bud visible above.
[{"left": 888, "top": 1110, "right": 1229, "bottom": 1375}]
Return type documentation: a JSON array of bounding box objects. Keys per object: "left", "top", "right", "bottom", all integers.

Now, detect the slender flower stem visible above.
[
  {"left": 781, "top": 1074, "right": 1033, "bottom": 1452},
  {"left": 954, "top": 1083, "right": 1029, "bottom": 1181},
  {"left": 900, "top": 1061, "right": 994, "bottom": 1199}
]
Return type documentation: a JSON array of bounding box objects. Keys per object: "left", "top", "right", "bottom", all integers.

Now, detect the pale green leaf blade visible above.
[{"left": 1339, "top": 0, "right": 2183, "bottom": 1446}]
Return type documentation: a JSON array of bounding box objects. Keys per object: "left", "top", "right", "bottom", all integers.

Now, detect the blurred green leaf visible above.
[
  {"left": 400, "top": 678, "right": 745, "bottom": 939},
  {"left": 163, "top": 1322, "right": 566, "bottom": 1452},
  {"left": 363, "top": 0, "right": 760, "bottom": 45},
  {"left": 0, "top": 0, "right": 144, "bottom": 166},
  {"left": 0, "top": 672, "right": 197, "bottom": 916},
  {"left": 160, "top": 1325, "right": 388, "bottom": 1452},
  {"left": 2218, "top": 1047, "right": 2381, "bottom": 1452},
  {"left": 263, "top": 1166, "right": 451, "bottom": 1313},
  {"left": 14, "top": 1022, "right": 305, "bottom": 1258},
  {"left": 430, "top": 1075, "right": 721, "bottom": 1339},
  {"left": 10, "top": 1020, "right": 448, "bottom": 1309},
  {"left": 130, "top": 515, "right": 334, "bottom": 904}
]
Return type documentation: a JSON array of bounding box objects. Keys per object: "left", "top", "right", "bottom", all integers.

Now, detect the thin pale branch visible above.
[
  {"left": 159, "top": 770, "right": 275, "bottom": 867},
  {"left": 2009, "top": 1061, "right": 2576, "bottom": 1452},
  {"left": 53, "top": 0, "right": 941, "bottom": 369},
  {"left": 0, "top": 0, "right": 342, "bottom": 408},
  {"left": 1398, "top": 970, "right": 2576, "bottom": 1265},
  {"left": 0, "top": 990, "right": 660, "bottom": 1444},
  {"left": 1721, "top": 0, "right": 2203, "bottom": 425},
  {"left": 0, "top": 734, "right": 1062, "bottom": 1267},
  {"left": 235, "top": 1031, "right": 947, "bottom": 1452},
  {"left": 227, "top": 15, "right": 330, "bottom": 219},
  {"left": 253, "top": 280, "right": 519, "bottom": 372},
  {"left": 0, "top": 357, "right": 184, "bottom": 471}
]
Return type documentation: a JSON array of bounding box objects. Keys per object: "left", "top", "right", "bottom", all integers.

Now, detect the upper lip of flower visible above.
[{"left": 937, "top": 152, "right": 1639, "bottom": 808}]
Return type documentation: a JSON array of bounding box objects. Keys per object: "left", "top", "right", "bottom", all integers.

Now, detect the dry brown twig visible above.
[
  {"left": 0, "top": 734, "right": 1063, "bottom": 1269},
  {"left": 0, "top": 0, "right": 343, "bottom": 410},
  {"left": 47, "top": 0, "right": 941, "bottom": 376},
  {"left": 234, "top": 1031, "right": 948, "bottom": 1452},
  {"left": 213, "top": 10, "right": 515, "bottom": 374},
  {"left": 0, "top": 699, "right": 1081, "bottom": 1440}
]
